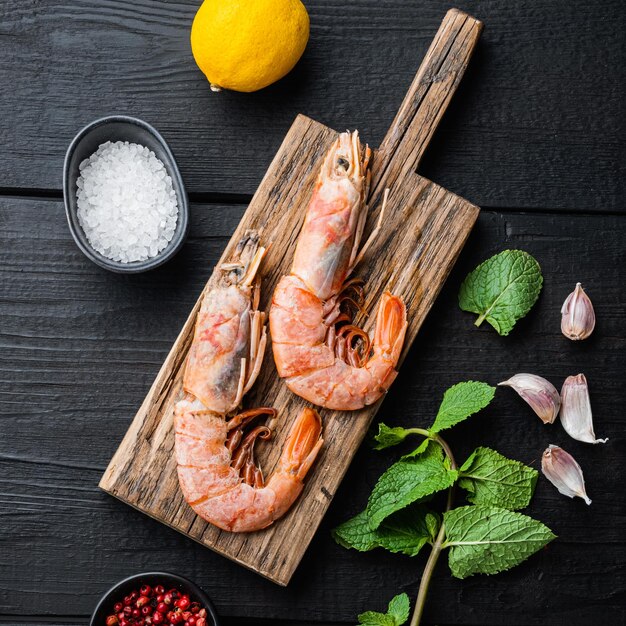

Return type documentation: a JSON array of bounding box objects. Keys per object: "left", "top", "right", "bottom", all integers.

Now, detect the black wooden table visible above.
[{"left": 1, "top": 1, "right": 624, "bottom": 625}]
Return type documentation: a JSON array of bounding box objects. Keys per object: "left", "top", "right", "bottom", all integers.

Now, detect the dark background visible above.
[{"left": 1, "top": 1, "right": 624, "bottom": 625}]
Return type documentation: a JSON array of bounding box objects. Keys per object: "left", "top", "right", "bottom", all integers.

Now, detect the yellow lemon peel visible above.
[{"left": 191, "top": 0, "right": 309, "bottom": 93}]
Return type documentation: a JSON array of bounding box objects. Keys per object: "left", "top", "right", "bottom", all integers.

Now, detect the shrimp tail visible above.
[
  {"left": 278, "top": 407, "right": 324, "bottom": 480},
  {"left": 373, "top": 291, "right": 407, "bottom": 363},
  {"left": 263, "top": 407, "right": 323, "bottom": 524}
]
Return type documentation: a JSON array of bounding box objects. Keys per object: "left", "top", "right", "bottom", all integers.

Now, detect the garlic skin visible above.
[
  {"left": 498, "top": 373, "right": 560, "bottom": 424},
  {"left": 561, "top": 283, "right": 595, "bottom": 340},
  {"left": 560, "top": 374, "right": 608, "bottom": 444},
  {"left": 542, "top": 445, "right": 591, "bottom": 505}
]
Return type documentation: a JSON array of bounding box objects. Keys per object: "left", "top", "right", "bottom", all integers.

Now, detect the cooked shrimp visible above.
[
  {"left": 183, "top": 230, "right": 267, "bottom": 414},
  {"left": 175, "top": 231, "right": 323, "bottom": 532},
  {"left": 175, "top": 402, "right": 322, "bottom": 532},
  {"left": 270, "top": 131, "right": 408, "bottom": 411}
]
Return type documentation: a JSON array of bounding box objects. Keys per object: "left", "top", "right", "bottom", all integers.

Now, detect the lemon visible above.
[{"left": 191, "top": 0, "right": 310, "bottom": 93}]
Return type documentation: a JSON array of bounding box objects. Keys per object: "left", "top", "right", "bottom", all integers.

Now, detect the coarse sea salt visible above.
[{"left": 76, "top": 141, "right": 179, "bottom": 263}]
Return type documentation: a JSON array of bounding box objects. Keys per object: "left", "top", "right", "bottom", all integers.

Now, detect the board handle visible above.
[{"left": 373, "top": 9, "right": 483, "bottom": 190}]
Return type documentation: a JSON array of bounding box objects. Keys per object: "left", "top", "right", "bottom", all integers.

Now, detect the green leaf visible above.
[
  {"left": 332, "top": 509, "right": 380, "bottom": 553},
  {"left": 424, "top": 509, "right": 441, "bottom": 541},
  {"left": 458, "top": 249, "right": 543, "bottom": 336},
  {"left": 367, "top": 442, "right": 458, "bottom": 529},
  {"left": 430, "top": 381, "right": 495, "bottom": 433},
  {"left": 444, "top": 505, "right": 555, "bottom": 579},
  {"left": 459, "top": 447, "right": 538, "bottom": 510},
  {"left": 379, "top": 508, "right": 440, "bottom": 555},
  {"left": 357, "top": 593, "right": 410, "bottom": 626},
  {"left": 332, "top": 507, "right": 440, "bottom": 557},
  {"left": 357, "top": 612, "right": 394, "bottom": 626},
  {"left": 387, "top": 593, "right": 410, "bottom": 624},
  {"left": 373, "top": 423, "right": 414, "bottom": 450}
]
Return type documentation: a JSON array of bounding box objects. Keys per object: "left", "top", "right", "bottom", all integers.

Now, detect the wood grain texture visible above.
[
  {"left": 0, "top": 0, "right": 623, "bottom": 211},
  {"left": 1, "top": 197, "right": 624, "bottom": 623},
  {"left": 98, "top": 10, "right": 482, "bottom": 584}
]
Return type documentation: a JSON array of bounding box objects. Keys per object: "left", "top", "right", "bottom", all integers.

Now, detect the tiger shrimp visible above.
[
  {"left": 270, "top": 131, "right": 408, "bottom": 411},
  {"left": 175, "top": 230, "right": 323, "bottom": 532}
]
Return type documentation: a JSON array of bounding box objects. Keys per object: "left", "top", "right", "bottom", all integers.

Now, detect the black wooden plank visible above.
[
  {"left": 0, "top": 0, "right": 623, "bottom": 211},
  {"left": 0, "top": 197, "right": 624, "bottom": 624}
]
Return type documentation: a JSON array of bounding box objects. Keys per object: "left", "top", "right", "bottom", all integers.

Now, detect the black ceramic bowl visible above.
[
  {"left": 90, "top": 571, "right": 220, "bottom": 626},
  {"left": 63, "top": 115, "right": 189, "bottom": 273}
]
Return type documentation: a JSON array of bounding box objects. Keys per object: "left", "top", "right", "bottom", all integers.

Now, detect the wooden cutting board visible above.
[{"left": 100, "top": 9, "right": 483, "bottom": 586}]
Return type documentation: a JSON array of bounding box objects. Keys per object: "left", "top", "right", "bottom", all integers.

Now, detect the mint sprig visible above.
[
  {"left": 459, "top": 249, "right": 543, "bottom": 335},
  {"left": 333, "top": 380, "right": 554, "bottom": 626}
]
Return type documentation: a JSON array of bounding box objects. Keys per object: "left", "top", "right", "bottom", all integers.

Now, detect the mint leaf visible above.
[
  {"left": 373, "top": 423, "right": 414, "bottom": 450},
  {"left": 458, "top": 250, "right": 543, "bottom": 336},
  {"left": 387, "top": 593, "right": 410, "bottom": 624},
  {"left": 379, "top": 508, "right": 440, "bottom": 555},
  {"left": 332, "top": 509, "right": 380, "bottom": 552},
  {"left": 430, "top": 381, "right": 495, "bottom": 433},
  {"left": 444, "top": 505, "right": 555, "bottom": 579},
  {"left": 357, "top": 611, "right": 395, "bottom": 626},
  {"left": 367, "top": 442, "right": 457, "bottom": 529},
  {"left": 424, "top": 509, "right": 440, "bottom": 541},
  {"left": 358, "top": 593, "right": 410, "bottom": 626},
  {"left": 333, "top": 507, "right": 440, "bottom": 557},
  {"left": 459, "top": 447, "right": 538, "bottom": 510}
]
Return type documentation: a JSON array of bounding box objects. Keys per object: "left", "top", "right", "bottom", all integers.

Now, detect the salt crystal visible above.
[{"left": 75, "top": 141, "right": 179, "bottom": 263}]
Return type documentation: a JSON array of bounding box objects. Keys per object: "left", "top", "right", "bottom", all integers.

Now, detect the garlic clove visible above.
[
  {"left": 498, "top": 373, "right": 560, "bottom": 424},
  {"left": 560, "top": 374, "right": 608, "bottom": 444},
  {"left": 561, "top": 282, "right": 595, "bottom": 340},
  {"left": 542, "top": 444, "right": 591, "bottom": 505}
]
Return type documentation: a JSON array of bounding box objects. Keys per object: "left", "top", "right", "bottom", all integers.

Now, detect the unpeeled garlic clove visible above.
[
  {"left": 561, "top": 283, "right": 595, "bottom": 340},
  {"left": 542, "top": 444, "right": 591, "bottom": 505},
  {"left": 560, "top": 374, "right": 608, "bottom": 444},
  {"left": 498, "top": 373, "right": 560, "bottom": 424}
]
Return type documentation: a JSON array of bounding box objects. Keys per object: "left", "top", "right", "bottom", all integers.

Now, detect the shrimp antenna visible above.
[{"left": 351, "top": 187, "right": 390, "bottom": 270}]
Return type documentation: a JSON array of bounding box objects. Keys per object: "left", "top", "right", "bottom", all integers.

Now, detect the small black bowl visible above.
[
  {"left": 90, "top": 571, "right": 220, "bottom": 626},
  {"left": 63, "top": 115, "right": 189, "bottom": 273}
]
